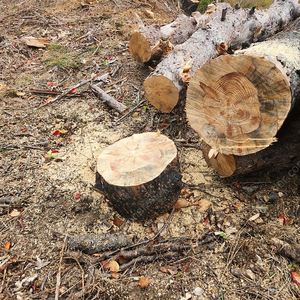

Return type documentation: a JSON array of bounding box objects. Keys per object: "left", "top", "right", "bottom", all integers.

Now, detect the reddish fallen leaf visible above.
[
  {"left": 279, "top": 214, "right": 289, "bottom": 226},
  {"left": 22, "top": 128, "right": 28, "bottom": 133},
  {"left": 113, "top": 216, "right": 123, "bottom": 227},
  {"left": 132, "top": 112, "right": 139, "bottom": 117},
  {"left": 68, "top": 138, "right": 72, "bottom": 142},
  {"left": 4, "top": 242, "right": 10, "bottom": 251},
  {"left": 203, "top": 217, "right": 209, "bottom": 225},
  {"left": 117, "top": 98, "right": 122, "bottom": 102},
  {"left": 21, "top": 154, "right": 27, "bottom": 158},
  {"left": 160, "top": 123, "right": 169, "bottom": 127},
  {"left": 48, "top": 82, "right": 54, "bottom": 87},
  {"left": 52, "top": 150, "right": 59, "bottom": 153},
  {"left": 138, "top": 277, "right": 150, "bottom": 288},
  {"left": 55, "top": 158, "right": 63, "bottom": 162},
  {"left": 18, "top": 217, "right": 23, "bottom": 228},
  {"left": 233, "top": 183, "right": 242, "bottom": 189},
  {"left": 52, "top": 130, "right": 60, "bottom": 136},
  {"left": 75, "top": 193, "right": 81, "bottom": 199},
  {"left": 292, "top": 272, "right": 300, "bottom": 285},
  {"left": 117, "top": 255, "right": 129, "bottom": 265},
  {"left": 71, "top": 88, "right": 77, "bottom": 93}
]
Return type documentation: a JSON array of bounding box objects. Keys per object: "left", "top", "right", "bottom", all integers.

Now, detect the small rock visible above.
[{"left": 193, "top": 287, "right": 204, "bottom": 295}]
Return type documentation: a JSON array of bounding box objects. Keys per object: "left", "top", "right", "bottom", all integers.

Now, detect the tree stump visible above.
[
  {"left": 93, "top": 132, "right": 182, "bottom": 221},
  {"left": 129, "top": 3, "right": 226, "bottom": 63},
  {"left": 143, "top": 0, "right": 300, "bottom": 112}
]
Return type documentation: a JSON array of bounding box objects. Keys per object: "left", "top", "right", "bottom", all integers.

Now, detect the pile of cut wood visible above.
[
  {"left": 94, "top": 0, "right": 300, "bottom": 221},
  {"left": 129, "top": 0, "right": 300, "bottom": 178}
]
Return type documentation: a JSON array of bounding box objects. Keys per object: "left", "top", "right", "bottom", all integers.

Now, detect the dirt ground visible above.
[{"left": 1, "top": 0, "right": 300, "bottom": 299}]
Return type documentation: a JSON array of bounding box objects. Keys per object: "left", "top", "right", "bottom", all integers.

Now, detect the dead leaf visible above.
[
  {"left": 144, "top": 9, "right": 154, "bottom": 19},
  {"left": 248, "top": 213, "right": 260, "bottom": 221},
  {"left": 292, "top": 272, "right": 300, "bottom": 285},
  {"left": 198, "top": 199, "right": 211, "bottom": 212},
  {"left": 138, "top": 276, "right": 150, "bottom": 288},
  {"left": 59, "top": 130, "right": 68, "bottom": 134},
  {"left": 10, "top": 210, "right": 21, "bottom": 217},
  {"left": 174, "top": 199, "right": 190, "bottom": 209},
  {"left": 16, "top": 92, "right": 25, "bottom": 96},
  {"left": 4, "top": 242, "right": 10, "bottom": 251},
  {"left": 113, "top": 216, "right": 123, "bottom": 227},
  {"left": 159, "top": 266, "right": 168, "bottom": 273},
  {"left": 107, "top": 260, "right": 119, "bottom": 272},
  {"left": 167, "top": 266, "right": 178, "bottom": 275},
  {"left": 23, "top": 37, "right": 50, "bottom": 48}
]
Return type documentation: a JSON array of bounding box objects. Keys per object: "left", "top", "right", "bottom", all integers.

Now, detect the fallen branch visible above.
[
  {"left": 34, "top": 73, "right": 110, "bottom": 109},
  {"left": 90, "top": 84, "right": 127, "bottom": 114}
]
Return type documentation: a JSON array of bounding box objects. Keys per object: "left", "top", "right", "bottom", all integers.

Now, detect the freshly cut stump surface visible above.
[
  {"left": 94, "top": 132, "right": 182, "bottom": 221},
  {"left": 186, "top": 54, "right": 291, "bottom": 155}
]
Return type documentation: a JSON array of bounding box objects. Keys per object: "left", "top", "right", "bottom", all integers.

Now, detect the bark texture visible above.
[
  {"left": 143, "top": 0, "right": 300, "bottom": 112},
  {"left": 129, "top": 3, "right": 227, "bottom": 63},
  {"left": 94, "top": 161, "right": 182, "bottom": 221}
]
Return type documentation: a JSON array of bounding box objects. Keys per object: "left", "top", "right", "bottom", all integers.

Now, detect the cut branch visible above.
[
  {"left": 129, "top": 3, "right": 226, "bottom": 63},
  {"left": 90, "top": 84, "right": 127, "bottom": 114}
]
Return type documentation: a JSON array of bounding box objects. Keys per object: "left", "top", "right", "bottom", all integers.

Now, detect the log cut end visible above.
[
  {"left": 95, "top": 132, "right": 182, "bottom": 221},
  {"left": 202, "top": 142, "right": 236, "bottom": 177},
  {"left": 144, "top": 75, "right": 179, "bottom": 112},
  {"left": 129, "top": 32, "right": 151, "bottom": 63},
  {"left": 97, "top": 132, "right": 177, "bottom": 186},
  {"left": 186, "top": 54, "right": 291, "bottom": 156}
]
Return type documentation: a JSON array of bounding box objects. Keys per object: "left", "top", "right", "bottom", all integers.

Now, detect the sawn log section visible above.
[{"left": 199, "top": 17, "right": 300, "bottom": 177}]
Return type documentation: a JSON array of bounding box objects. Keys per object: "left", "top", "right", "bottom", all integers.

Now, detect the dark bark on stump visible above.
[{"left": 94, "top": 160, "right": 182, "bottom": 221}]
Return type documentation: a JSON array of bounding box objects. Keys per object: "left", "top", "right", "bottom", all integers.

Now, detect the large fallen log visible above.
[
  {"left": 93, "top": 132, "right": 182, "bottom": 221},
  {"left": 143, "top": 0, "right": 300, "bottom": 112},
  {"left": 129, "top": 3, "right": 228, "bottom": 63},
  {"left": 197, "top": 17, "right": 300, "bottom": 177}
]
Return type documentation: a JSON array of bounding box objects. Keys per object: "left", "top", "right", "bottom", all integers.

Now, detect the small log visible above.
[
  {"left": 93, "top": 132, "right": 182, "bottom": 221},
  {"left": 90, "top": 84, "right": 127, "bottom": 114},
  {"left": 143, "top": 0, "right": 300, "bottom": 112},
  {"left": 201, "top": 114, "right": 300, "bottom": 177},
  {"left": 129, "top": 3, "right": 226, "bottom": 63}
]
